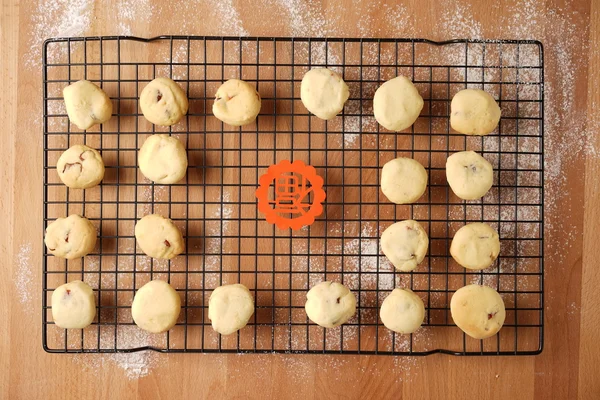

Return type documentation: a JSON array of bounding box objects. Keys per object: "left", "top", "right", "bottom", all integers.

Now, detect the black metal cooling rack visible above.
[{"left": 42, "top": 36, "right": 544, "bottom": 355}]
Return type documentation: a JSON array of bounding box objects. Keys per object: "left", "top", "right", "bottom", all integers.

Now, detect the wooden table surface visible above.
[{"left": 1, "top": 0, "right": 599, "bottom": 398}]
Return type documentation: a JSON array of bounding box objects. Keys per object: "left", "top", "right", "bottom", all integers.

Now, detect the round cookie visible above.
[
  {"left": 51, "top": 280, "right": 96, "bottom": 329},
  {"left": 139, "top": 77, "right": 189, "bottom": 126},
  {"left": 135, "top": 214, "right": 184, "bottom": 259},
  {"left": 450, "top": 222, "right": 500, "bottom": 270},
  {"left": 212, "top": 79, "right": 261, "bottom": 126},
  {"left": 381, "top": 157, "right": 428, "bottom": 204},
  {"left": 381, "top": 220, "right": 429, "bottom": 272},
  {"left": 305, "top": 281, "right": 356, "bottom": 328},
  {"left": 56, "top": 144, "right": 105, "bottom": 189},
  {"left": 300, "top": 68, "right": 349, "bottom": 120},
  {"left": 450, "top": 284, "right": 506, "bottom": 339},
  {"left": 44, "top": 215, "right": 97, "bottom": 259},
  {"left": 63, "top": 80, "right": 113, "bottom": 130},
  {"left": 373, "top": 76, "right": 424, "bottom": 131},
  {"left": 208, "top": 284, "right": 254, "bottom": 335},
  {"left": 132, "top": 280, "right": 181, "bottom": 333},
  {"left": 450, "top": 89, "right": 501, "bottom": 135},
  {"left": 446, "top": 151, "right": 493, "bottom": 200},
  {"left": 138, "top": 134, "right": 188, "bottom": 184},
  {"left": 380, "top": 288, "right": 425, "bottom": 334}
]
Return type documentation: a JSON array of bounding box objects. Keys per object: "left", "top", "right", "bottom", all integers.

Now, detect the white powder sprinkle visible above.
[
  {"left": 117, "top": 0, "right": 156, "bottom": 36},
  {"left": 277, "top": 0, "right": 328, "bottom": 37},
  {"left": 27, "top": 0, "right": 94, "bottom": 68},
  {"left": 15, "top": 243, "right": 34, "bottom": 309},
  {"left": 440, "top": 1, "right": 483, "bottom": 39}
]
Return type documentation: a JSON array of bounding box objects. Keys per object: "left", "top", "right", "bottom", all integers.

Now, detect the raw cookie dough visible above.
[
  {"left": 135, "top": 214, "right": 184, "bottom": 259},
  {"left": 446, "top": 151, "right": 493, "bottom": 200},
  {"left": 373, "top": 76, "right": 424, "bottom": 131},
  {"left": 132, "top": 280, "right": 181, "bottom": 333},
  {"left": 139, "top": 77, "right": 189, "bottom": 126},
  {"left": 208, "top": 284, "right": 254, "bottom": 335},
  {"left": 380, "top": 288, "right": 425, "bottom": 334},
  {"left": 450, "top": 89, "right": 501, "bottom": 135},
  {"left": 381, "top": 220, "right": 429, "bottom": 272},
  {"left": 450, "top": 284, "right": 506, "bottom": 339},
  {"left": 138, "top": 134, "right": 188, "bottom": 184},
  {"left": 63, "top": 80, "right": 113, "bottom": 130},
  {"left": 212, "top": 79, "right": 261, "bottom": 126},
  {"left": 44, "top": 215, "right": 97, "bottom": 259},
  {"left": 305, "top": 281, "right": 356, "bottom": 328},
  {"left": 450, "top": 222, "right": 500, "bottom": 270},
  {"left": 381, "top": 157, "right": 428, "bottom": 204},
  {"left": 56, "top": 144, "right": 105, "bottom": 189},
  {"left": 51, "top": 280, "right": 96, "bottom": 329},
  {"left": 300, "top": 68, "right": 349, "bottom": 120}
]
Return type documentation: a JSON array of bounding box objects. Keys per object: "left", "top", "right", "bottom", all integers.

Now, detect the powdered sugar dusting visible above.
[
  {"left": 440, "top": 1, "right": 483, "bottom": 39},
  {"left": 15, "top": 243, "right": 34, "bottom": 309},
  {"left": 117, "top": 0, "right": 156, "bottom": 36},
  {"left": 27, "top": 0, "right": 94, "bottom": 69}
]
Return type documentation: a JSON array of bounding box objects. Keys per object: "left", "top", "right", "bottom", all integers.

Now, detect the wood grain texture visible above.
[{"left": 1, "top": 0, "right": 599, "bottom": 399}]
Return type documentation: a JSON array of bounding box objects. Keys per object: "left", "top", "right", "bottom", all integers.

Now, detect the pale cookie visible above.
[
  {"left": 300, "top": 68, "right": 349, "bottom": 120},
  {"left": 132, "top": 280, "right": 181, "bottom": 333},
  {"left": 446, "top": 151, "right": 493, "bottom": 200},
  {"left": 305, "top": 281, "right": 356, "bottom": 328},
  {"left": 140, "top": 77, "right": 189, "bottom": 126},
  {"left": 373, "top": 76, "right": 424, "bottom": 131},
  {"left": 56, "top": 144, "right": 105, "bottom": 189},
  {"left": 450, "top": 89, "right": 501, "bottom": 135},
  {"left": 51, "top": 280, "right": 96, "bottom": 329},
  {"left": 44, "top": 215, "right": 97, "bottom": 259},
  {"left": 381, "top": 157, "right": 428, "bottom": 204},
  {"left": 138, "top": 134, "right": 188, "bottom": 184},
  {"left": 135, "top": 214, "right": 184, "bottom": 259},
  {"left": 450, "top": 222, "right": 500, "bottom": 270},
  {"left": 209, "top": 284, "right": 255, "bottom": 335},
  {"left": 63, "top": 80, "right": 113, "bottom": 130},
  {"left": 450, "top": 284, "right": 506, "bottom": 339},
  {"left": 213, "top": 79, "right": 261, "bottom": 126},
  {"left": 380, "top": 288, "right": 425, "bottom": 334},
  {"left": 381, "top": 220, "right": 429, "bottom": 272}
]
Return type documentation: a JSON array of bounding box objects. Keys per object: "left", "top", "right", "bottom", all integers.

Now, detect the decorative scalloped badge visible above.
[{"left": 255, "top": 160, "right": 326, "bottom": 230}]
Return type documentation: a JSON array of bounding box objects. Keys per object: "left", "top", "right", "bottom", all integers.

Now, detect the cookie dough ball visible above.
[
  {"left": 208, "top": 284, "right": 254, "bottom": 335},
  {"left": 135, "top": 214, "right": 184, "bottom": 259},
  {"left": 213, "top": 79, "right": 261, "bottom": 126},
  {"left": 44, "top": 215, "right": 97, "bottom": 259},
  {"left": 450, "top": 223, "right": 500, "bottom": 270},
  {"left": 138, "top": 134, "right": 188, "bottom": 184},
  {"left": 381, "top": 220, "right": 429, "bottom": 272},
  {"left": 381, "top": 157, "right": 428, "bottom": 204},
  {"left": 140, "top": 77, "right": 189, "bottom": 126},
  {"left": 450, "top": 284, "right": 506, "bottom": 339},
  {"left": 305, "top": 281, "right": 356, "bottom": 328},
  {"left": 446, "top": 151, "right": 493, "bottom": 200},
  {"left": 373, "top": 76, "right": 423, "bottom": 131},
  {"left": 132, "top": 280, "right": 181, "bottom": 333},
  {"left": 380, "top": 289, "right": 425, "bottom": 334},
  {"left": 450, "top": 89, "right": 501, "bottom": 135},
  {"left": 51, "top": 280, "right": 96, "bottom": 329},
  {"left": 56, "top": 144, "right": 105, "bottom": 189},
  {"left": 63, "top": 80, "right": 113, "bottom": 130},
  {"left": 300, "top": 68, "right": 349, "bottom": 120}
]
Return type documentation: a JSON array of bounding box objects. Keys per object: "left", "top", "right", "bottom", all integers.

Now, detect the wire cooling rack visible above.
[{"left": 43, "top": 36, "right": 544, "bottom": 355}]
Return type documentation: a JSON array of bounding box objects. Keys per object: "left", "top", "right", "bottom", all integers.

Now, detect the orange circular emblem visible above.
[{"left": 255, "top": 160, "right": 326, "bottom": 230}]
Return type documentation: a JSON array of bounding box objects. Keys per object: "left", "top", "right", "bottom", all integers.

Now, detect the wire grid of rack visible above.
[{"left": 43, "top": 36, "right": 544, "bottom": 355}]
